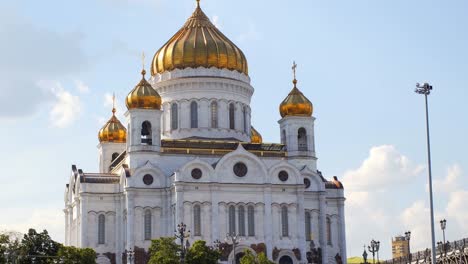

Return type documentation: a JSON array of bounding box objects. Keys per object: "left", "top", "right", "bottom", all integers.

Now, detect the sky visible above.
[{"left": 0, "top": 0, "right": 467, "bottom": 260}]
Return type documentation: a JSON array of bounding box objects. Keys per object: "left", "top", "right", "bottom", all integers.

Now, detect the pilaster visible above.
[
  {"left": 318, "top": 193, "right": 328, "bottom": 264},
  {"left": 338, "top": 199, "right": 347, "bottom": 261},
  {"left": 263, "top": 186, "right": 273, "bottom": 259}
]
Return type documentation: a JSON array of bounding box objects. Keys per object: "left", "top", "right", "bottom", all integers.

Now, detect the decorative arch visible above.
[
  {"left": 298, "top": 127, "right": 308, "bottom": 151},
  {"left": 268, "top": 161, "right": 302, "bottom": 184},
  {"left": 178, "top": 158, "right": 216, "bottom": 182},
  {"left": 132, "top": 161, "right": 166, "bottom": 187},
  {"left": 227, "top": 245, "right": 256, "bottom": 263},
  {"left": 300, "top": 166, "right": 325, "bottom": 192},
  {"left": 141, "top": 121, "right": 152, "bottom": 145},
  {"left": 277, "top": 249, "right": 299, "bottom": 264}
]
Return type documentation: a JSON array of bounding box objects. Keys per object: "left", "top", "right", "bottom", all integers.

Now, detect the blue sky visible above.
[{"left": 0, "top": 0, "right": 467, "bottom": 259}]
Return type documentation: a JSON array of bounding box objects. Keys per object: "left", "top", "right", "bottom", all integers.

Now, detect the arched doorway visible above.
[
  {"left": 235, "top": 252, "right": 245, "bottom": 264},
  {"left": 279, "top": 255, "right": 294, "bottom": 264}
]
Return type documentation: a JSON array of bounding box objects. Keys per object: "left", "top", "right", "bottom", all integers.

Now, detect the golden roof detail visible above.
[
  {"left": 151, "top": 1, "right": 248, "bottom": 76},
  {"left": 251, "top": 126, "right": 263, "bottom": 144},
  {"left": 126, "top": 69, "right": 162, "bottom": 110},
  {"left": 98, "top": 106, "right": 127, "bottom": 143},
  {"left": 279, "top": 62, "right": 313, "bottom": 118}
]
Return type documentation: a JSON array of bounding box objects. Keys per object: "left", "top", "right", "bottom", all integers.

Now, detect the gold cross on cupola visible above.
[{"left": 292, "top": 61, "right": 297, "bottom": 80}]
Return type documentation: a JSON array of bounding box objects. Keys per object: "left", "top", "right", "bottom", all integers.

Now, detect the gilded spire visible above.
[
  {"left": 112, "top": 92, "right": 116, "bottom": 115},
  {"left": 98, "top": 95, "right": 127, "bottom": 143},
  {"left": 196, "top": 0, "right": 200, "bottom": 8},
  {"left": 141, "top": 51, "right": 146, "bottom": 76},
  {"left": 279, "top": 61, "right": 313, "bottom": 118},
  {"left": 126, "top": 68, "right": 162, "bottom": 110}
]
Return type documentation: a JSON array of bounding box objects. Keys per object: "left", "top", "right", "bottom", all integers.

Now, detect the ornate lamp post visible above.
[
  {"left": 440, "top": 219, "right": 447, "bottom": 254},
  {"left": 415, "top": 82, "right": 437, "bottom": 264},
  {"left": 362, "top": 245, "right": 368, "bottom": 264},
  {"left": 368, "top": 239, "right": 380, "bottom": 264},
  {"left": 225, "top": 233, "right": 241, "bottom": 264},
  {"left": 123, "top": 249, "right": 135, "bottom": 264},
  {"left": 405, "top": 231, "right": 411, "bottom": 264},
  {"left": 175, "top": 222, "right": 191, "bottom": 264}
]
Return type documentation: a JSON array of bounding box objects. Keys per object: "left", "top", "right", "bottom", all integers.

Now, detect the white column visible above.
[
  {"left": 75, "top": 198, "right": 80, "bottom": 246},
  {"left": 64, "top": 208, "right": 69, "bottom": 246},
  {"left": 211, "top": 186, "right": 219, "bottom": 243},
  {"left": 338, "top": 199, "right": 347, "bottom": 261},
  {"left": 175, "top": 185, "right": 184, "bottom": 226},
  {"left": 126, "top": 191, "right": 135, "bottom": 264},
  {"left": 263, "top": 187, "right": 273, "bottom": 259},
  {"left": 116, "top": 196, "right": 123, "bottom": 264},
  {"left": 296, "top": 192, "right": 307, "bottom": 263},
  {"left": 318, "top": 193, "right": 328, "bottom": 264},
  {"left": 79, "top": 196, "right": 88, "bottom": 248}
]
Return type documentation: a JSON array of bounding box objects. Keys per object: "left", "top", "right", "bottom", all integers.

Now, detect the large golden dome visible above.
[
  {"left": 151, "top": 1, "right": 248, "bottom": 76},
  {"left": 279, "top": 79, "right": 313, "bottom": 118},
  {"left": 98, "top": 108, "right": 127, "bottom": 143},
  {"left": 251, "top": 126, "right": 263, "bottom": 144},
  {"left": 126, "top": 70, "right": 162, "bottom": 110}
]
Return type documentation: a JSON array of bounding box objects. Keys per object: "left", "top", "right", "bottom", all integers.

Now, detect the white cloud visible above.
[
  {"left": 343, "top": 145, "right": 424, "bottom": 191},
  {"left": 212, "top": 15, "right": 221, "bottom": 29},
  {"left": 432, "top": 164, "right": 462, "bottom": 194},
  {"left": 446, "top": 190, "right": 468, "bottom": 233},
  {"left": 237, "top": 22, "right": 261, "bottom": 43},
  {"left": 75, "top": 79, "right": 90, "bottom": 94},
  {"left": 38, "top": 80, "right": 81, "bottom": 128},
  {"left": 399, "top": 200, "right": 433, "bottom": 250}
]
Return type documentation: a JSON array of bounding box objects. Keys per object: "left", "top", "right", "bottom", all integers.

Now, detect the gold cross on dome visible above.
[
  {"left": 142, "top": 51, "right": 146, "bottom": 71},
  {"left": 292, "top": 61, "right": 297, "bottom": 80},
  {"left": 112, "top": 92, "right": 116, "bottom": 114}
]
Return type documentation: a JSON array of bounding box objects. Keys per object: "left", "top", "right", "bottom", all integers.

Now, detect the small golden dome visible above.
[
  {"left": 126, "top": 70, "right": 162, "bottom": 110},
  {"left": 279, "top": 79, "right": 313, "bottom": 118},
  {"left": 98, "top": 108, "right": 127, "bottom": 143},
  {"left": 251, "top": 126, "right": 263, "bottom": 144},
  {"left": 151, "top": 1, "right": 248, "bottom": 76}
]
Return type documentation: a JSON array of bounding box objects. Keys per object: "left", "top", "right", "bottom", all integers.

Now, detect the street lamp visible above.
[
  {"left": 415, "top": 82, "right": 437, "bottom": 264},
  {"left": 225, "top": 233, "right": 241, "bottom": 264},
  {"left": 175, "top": 222, "right": 191, "bottom": 264},
  {"left": 362, "top": 245, "right": 368, "bottom": 264},
  {"left": 405, "top": 231, "right": 411, "bottom": 264},
  {"left": 368, "top": 239, "right": 380, "bottom": 264}
]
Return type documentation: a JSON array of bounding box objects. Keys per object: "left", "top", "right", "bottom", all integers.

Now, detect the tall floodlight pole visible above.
[{"left": 415, "top": 82, "right": 436, "bottom": 264}]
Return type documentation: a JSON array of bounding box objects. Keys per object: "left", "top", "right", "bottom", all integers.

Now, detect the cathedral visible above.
[{"left": 63, "top": 1, "right": 347, "bottom": 264}]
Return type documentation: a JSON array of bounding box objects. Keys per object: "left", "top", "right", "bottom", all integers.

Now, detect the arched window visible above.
[
  {"left": 229, "top": 103, "right": 235, "bottom": 129},
  {"left": 98, "top": 214, "right": 105, "bottom": 244},
  {"left": 238, "top": 206, "right": 245, "bottom": 236},
  {"left": 111, "top": 152, "right": 119, "bottom": 161},
  {"left": 211, "top": 101, "right": 218, "bottom": 128},
  {"left": 228, "top": 205, "right": 236, "bottom": 235},
  {"left": 327, "top": 217, "right": 332, "bottom": 245},
  {"left": 190, "top": 101, "right": 198, "bottom": 128},
  {"left": 281, "top": 206, "right": 289, "bottom": 237},
  {"left": 194, "top": 205, "right": 201, "bottom": 236},
  {"left": 144, "top": 210, "right": 152, "bottom": 240},
  {"left": 141, "top": 121, "right": 152, "bottom": 145},
  {"left": 247, "top": 205, "right": 255, "bottom": 236},
  {"left": 305, "top": 211, "right": 312, "bottom": 241},
  {"left": 298, "top": 127, "right": 308, "bottom": 151},
  {"left": 242, "top": 106, "right": 247, "bottom": 133},
  {"left": 171, "top": 103, "right": 178, "bottom": 130}
]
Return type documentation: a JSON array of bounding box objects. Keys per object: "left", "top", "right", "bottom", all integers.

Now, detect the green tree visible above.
[
  {"left": 0, "top": 234, "right": 9, "bottom": 264},
  {"left": 185, "top": 240, "right": 220, "bottom": 264},
  {"left": 240, "top": 250, "right": 275, "bottom": 264},
  {"left": 19, "top": 229, "right": 61, "bottom": 264},
  {"left": 148, "top": 237, "right": 180, "bottom": 264},
  {"left": 58, "top": 246, "right": 97, "bottom": 264}
]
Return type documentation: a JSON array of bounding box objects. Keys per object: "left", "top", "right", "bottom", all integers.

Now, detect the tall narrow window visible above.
[
  {"left": 281, "top": 206, "right": 289, "bottom": 237},
  {"left": 238, "top": 206, "right": 245, "bottom": 236},
  {"left": 194, "top": 205, "right": 201, "bottom": 236},
  {"left": 98, "top": 214, "right": 105, "bottom": 244},
  {"left": 281, "top": 130, "right": 286, "bottom": 145},
  {"left": 247, "top": 205, "right": 255, "bottom": 236},
  {"left": 242, "top": 106, "right": 247, "bottom": 133},
  {"left": 211, "top": 101, "right": 218, "bottom": 128},
  {"left": 298, "top": 127, "right": 308, "bottom": 151},
  {"left": 229, "top": 103, "right": 235, "bottom": 129},
  {"left": 171, "top": 103, "right": 178, "bottom": 130},
  {"left": 141, "top": 121, "right": 152, "bottom": 145},
  {"left": 228, "top": 205, "right": 236, "bottom": 235},
  {"left": 305, "top": 211, "right": 312, "bottom": 241},
  {"left": 144, "top": 210, "right": 152, "bottom": 240},
  {"left": 190, "top": 101, "right": 198, "bottom": 128},
  {"left": 327, "top": 217, "right": 332, "bottom": 245},
  {"left": 111, "top": 152, "right": 119, "bottom": 161}
]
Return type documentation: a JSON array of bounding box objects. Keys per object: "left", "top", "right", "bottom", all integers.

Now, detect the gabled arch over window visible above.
[
  {"left": 238, "top": 206, "right": 245, "bottom": 236},
  {"left": 281, "top": 206, "right": 289, "bottom": 237},
  {"left": 193, "top": 205, "right": 201, "bottom": 236},
  {"left": 171, "top": 103, "right": 178, "bottom": 130},
  {"left": 190, "top": 101, "right": 198, "bottom": 128},
  {"left": 98, "top": 214, "right": 105, "bottom": 244},
  {"left": 111, "top": 152, "right": 119, "bottom": 161},
  {"left": 211, "top": 101, "right": 218, "bottom": 128},
  {"left": 305, "top": 211, "right": 312, "bottom": 241},
  {"left": 144, "top": 210, "right": 152, "bottom": 240},
  {"left": 247, "top": 205, "right": 255, "bottom": 236},
  {"left": 327, "top": 217, "right": 332, "bottom": 245},
  {"left": 228, "top": 205, "right": 236, "bottom": 235},
  {"left": 229, "top": 103, "right": 235, "bottom": 129},
  {"left": 141, "top": 121, "right": 152, "bottom": 145},
  {"left": 298, "top": 127, "right": 308, "bottom": 151}
]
